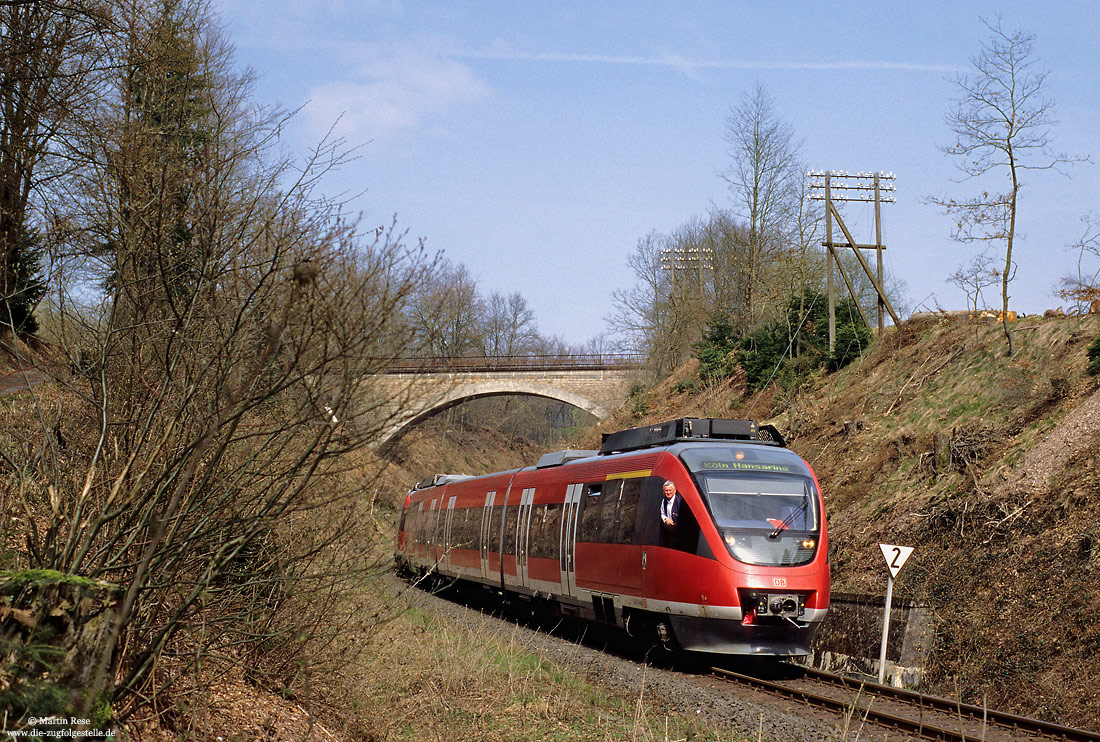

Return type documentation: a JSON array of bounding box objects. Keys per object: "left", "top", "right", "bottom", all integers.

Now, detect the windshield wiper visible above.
[{"left": 768, "top": 484, "right": 810, "bottom": 540}]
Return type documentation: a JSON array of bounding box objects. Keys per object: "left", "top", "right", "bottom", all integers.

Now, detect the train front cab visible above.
[{"left": 642, "top": 442, "right": 829, "bottom": 656}]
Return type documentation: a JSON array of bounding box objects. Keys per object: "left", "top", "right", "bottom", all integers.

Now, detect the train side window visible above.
[
  {"left": 618, "top": 478, "right": 642, "bottom": 544},
  {"left": 637, "top": 476, "right": 694, "bottom": 550},
  {"left": 579, "top": 483, "right": 602, "bottom": 542},
  {"left": 526, "top": 504, "right": 541, "bottom": 557},
  {"left": 597, "top": 480, "right": 623, "bottom": 543},
  {"left": 460, "top": 509, "right": 475, "bottom": 548},
  {"left": 530, "top": 505, "right": 550, "bottom": 558},
  {"left": 540, "top": 504, "right": 553, "bottom": 555},
  {"left": 545, "top": 503, "right": 562, "bottom": 559},
  {"left": 662, "top": 496, "right": 700, "bottom": 554},
  {"left": 504, "top": 505, "right": 518, "bottom": 554},
  {"left": 488, "top": 505, "right": 503, "bottom": 552}
]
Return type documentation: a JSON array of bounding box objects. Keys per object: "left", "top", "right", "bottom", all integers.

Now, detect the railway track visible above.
[
  {"left": 410, "top": 579, "right": 1100, "bottom": 740},
  {"left": 710, "top": 664, "right": 1100, "bottom": 741}
]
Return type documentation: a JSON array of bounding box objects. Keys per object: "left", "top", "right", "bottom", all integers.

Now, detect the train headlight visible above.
[
  {"left": 724, "top": 532, "right": 737, "bottom": 548},
  {"left": 801, "top": 539, "right": 816, "bottom": 550}
]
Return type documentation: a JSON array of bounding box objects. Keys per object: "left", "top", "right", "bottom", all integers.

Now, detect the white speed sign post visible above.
[{"left": 877, "top": 543, "right": 914, "bottom": 684}]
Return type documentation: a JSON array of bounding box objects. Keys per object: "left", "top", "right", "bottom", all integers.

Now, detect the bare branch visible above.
[{"left": 929, "top": 16, "right": 1086, "bottom": 356}]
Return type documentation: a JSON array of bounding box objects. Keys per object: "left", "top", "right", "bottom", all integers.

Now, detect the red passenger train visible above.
[{"left": 394, "top": 418, "right": 830, "bottom": 656}]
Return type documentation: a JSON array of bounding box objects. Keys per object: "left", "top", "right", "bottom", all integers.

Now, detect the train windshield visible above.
[
  {"left": 698, "top": 475, "right": 818, "bottom": 532},
  {"left": 679, "top": 445, "right": 820, "bottom": 566}
]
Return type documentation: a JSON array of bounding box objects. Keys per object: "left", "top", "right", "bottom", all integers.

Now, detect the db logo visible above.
[{"left": 773, "top": 578, "right": 787, "bottom": 588}]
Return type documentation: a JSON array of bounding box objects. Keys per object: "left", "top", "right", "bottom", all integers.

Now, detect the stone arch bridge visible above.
[{"left": 368, "top": 354, "right": 644, "bottom": 451}]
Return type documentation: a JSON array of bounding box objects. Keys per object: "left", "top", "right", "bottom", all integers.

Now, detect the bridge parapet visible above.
[{"left": 382, "top": 353, "right": 645, "bottom": 374}]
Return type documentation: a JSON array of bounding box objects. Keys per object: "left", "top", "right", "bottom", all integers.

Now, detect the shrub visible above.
[
  {"left": 694, "top": 316, "right": 739, "bottom": 382},
  {"left": 627, "top": 382, "right": 650, "bottom": 417},
  {"left": 1088, "top": 336, "right": 1100, "bottom": 375},
  {"left": 697, "top": 290, "right": 871, "bottom": 389},
  {"left": 672, "top": 378, "right": 699, "bottom": 394}
]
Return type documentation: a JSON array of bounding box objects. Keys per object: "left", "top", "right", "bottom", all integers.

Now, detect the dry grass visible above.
[{"left": 308, "top": 572, "right": 746, "bottom": 742}]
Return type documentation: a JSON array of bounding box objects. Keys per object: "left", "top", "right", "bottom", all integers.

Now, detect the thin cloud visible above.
[{"left": 461, "top": 47, "right": 958, "bottom": 74}]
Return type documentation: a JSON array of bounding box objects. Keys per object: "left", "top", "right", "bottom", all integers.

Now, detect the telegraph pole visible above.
[
  {"left": 809, "top": 171, "right": 899, "bottom": 353},
  {"left": 825, "top": 174, "right": 834, "bottom": 349},
  {"left": 660, "top": 245, "right": 714, "bottom": 305}
]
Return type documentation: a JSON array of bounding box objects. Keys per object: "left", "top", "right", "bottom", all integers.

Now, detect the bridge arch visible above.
[{"left": 375, "top": 380, "right": 608, "bottom": 452}]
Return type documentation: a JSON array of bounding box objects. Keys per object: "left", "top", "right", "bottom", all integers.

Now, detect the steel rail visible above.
[
  {"left": 797, "top": 666, "right": 1100, "bottom": 742},
  {"left": 711, "top": 666, "right": 969, "bottom": 741},
  {"left": 710, "top": 666, "right": 1100, "bottom": 742}
]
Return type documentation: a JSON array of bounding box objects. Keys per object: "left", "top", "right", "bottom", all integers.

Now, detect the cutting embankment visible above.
[{"left": 575, "top": 313, "right": 1100, "bottom": 729}]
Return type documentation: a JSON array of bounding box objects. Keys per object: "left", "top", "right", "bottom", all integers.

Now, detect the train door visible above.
[
  {"left": 413, "top": 501, "right": 425, "bottom": 560},
  {"left": 559, "top": 483, "right": 583, "bottom": 597},
  {"left": 443, "top": 496, "right": 456, "bottom": 572},
  {"left": 479, "top": 490, "right": 497, "bottom": 581},
  {"left": 427, "top": 499, "right": 439, "bottom": 565},
  {"left": 516, "top": 488, "right": 535, "bottom": 589}
]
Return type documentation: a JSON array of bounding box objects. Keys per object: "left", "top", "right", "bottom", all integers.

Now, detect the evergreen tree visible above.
[
  {"left": 696, "top": 289, "right": 871, "bottom": 389},
  {"left": 2, "top": 226, "right": 46, "bottom": 335},
  {"left": 106, "top": 0, "right": 212, "bottom": 308}
]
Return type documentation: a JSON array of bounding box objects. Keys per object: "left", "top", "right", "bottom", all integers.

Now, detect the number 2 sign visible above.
[
  {"left": 876, "top": 543, "right": 914, "bottom": 684},
  {"left": 879, "top": 543, "right": 914, "bottom": 579}
]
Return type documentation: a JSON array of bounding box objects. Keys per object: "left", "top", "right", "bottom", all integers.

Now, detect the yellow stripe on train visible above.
[{"left": 605, "top": 469, "right": 652, "bottom": 480}]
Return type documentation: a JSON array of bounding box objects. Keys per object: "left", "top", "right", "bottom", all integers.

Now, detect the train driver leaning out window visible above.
[{"left": 660, "top": 480, "right": 681, "bottom": 532}]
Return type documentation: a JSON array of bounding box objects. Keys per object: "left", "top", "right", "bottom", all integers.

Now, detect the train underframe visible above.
[{"left": 396, "top": 556, "right": 822, "bottom": 657}]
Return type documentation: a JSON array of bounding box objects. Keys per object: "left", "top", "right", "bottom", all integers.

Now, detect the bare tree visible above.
[
  {"left": 776, "top": 168, "right": 828, "bottom": 349},
  {"left": 950, "top": 252, "right": 998, "bottom": 314},
  {"left": 479, "top": 290, "right": 538, "bottom": 357},
  {"left": 1057, "top": 214, "right": 1100, "bottom": 312},
  {"left": 950, "top": 251, "right": 1000, "bottom": 339},
  {"left": 4, "top": 0, "right": 434, "bottom": 724},
  {"left": 407, "top": 259, "right": 483, "bottom": 358},
  {"left": 0, "top": 1, "right": 110, "bottom": 337},
  {"left": 930, "top": 17, "right": 1084, "bottom": 356},
  {"left": 607, "top": 231, "right": 685, "bottom": 375},
  {"left": 722, "top": 83, "right": 801, "bottom": 331}
]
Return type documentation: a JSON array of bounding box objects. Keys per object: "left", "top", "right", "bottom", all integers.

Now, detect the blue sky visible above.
[{"left": 216, "top": 1, "right": 1100, "bottom": 346}]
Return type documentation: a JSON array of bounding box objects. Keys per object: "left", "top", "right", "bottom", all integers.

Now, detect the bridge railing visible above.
[{"left": 382, "top": 353, "right": 647, "bottom": 374}]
